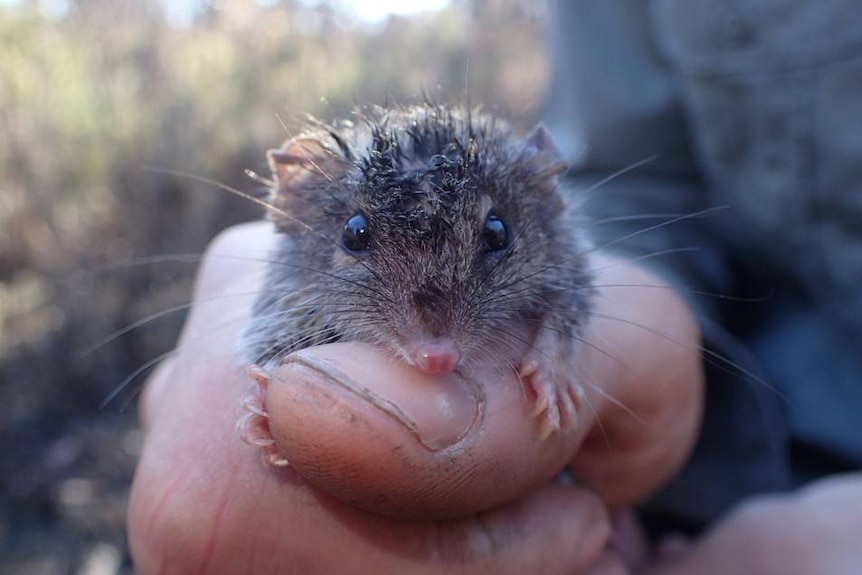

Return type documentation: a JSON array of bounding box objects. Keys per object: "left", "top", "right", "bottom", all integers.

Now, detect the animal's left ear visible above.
[{"left": 522, "top": 124, "right": 568, "bottom": 176}]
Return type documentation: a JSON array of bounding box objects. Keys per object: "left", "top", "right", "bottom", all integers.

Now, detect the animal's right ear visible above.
[
  {"left": 267, "top": 137, "right": 349, "bottom": 191},
  {"left": 266, "top": 137, "right": 350, "bottom": 230}
]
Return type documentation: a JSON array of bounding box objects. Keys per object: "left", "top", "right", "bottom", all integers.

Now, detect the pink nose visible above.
[{"left": 412, "top": 338, "right": 461, "bottom": 374}]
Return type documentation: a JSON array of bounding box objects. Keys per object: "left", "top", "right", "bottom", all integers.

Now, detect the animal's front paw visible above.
[
  {"left": 519, "top": 352, "right": 584, "bottom": 441},
  {"left": 236, "top": 364, "right": 290, "bottom": 467}
]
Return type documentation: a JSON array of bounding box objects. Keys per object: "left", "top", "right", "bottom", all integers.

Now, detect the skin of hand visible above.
[
  {"left": 126, "top": 221, "right": 704, "bottom": 574},
  {"left": 646, "top": 472, "right": 862, "bottom": 575}
]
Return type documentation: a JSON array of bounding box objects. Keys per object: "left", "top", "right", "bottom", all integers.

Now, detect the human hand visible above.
[
  {"left": 127, "top": 221, "right": 704, "bottom": 573},
  {"left": 643, "top": 473, "right": 862, "bottom": 574},
  {"left": 568, "top": 249, "right": 705, "bottom": 509}
]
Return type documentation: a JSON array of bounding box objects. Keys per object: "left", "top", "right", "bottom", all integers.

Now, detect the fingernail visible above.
[{"left": 282, "top": 349, "right": 483, "bottom": 450}]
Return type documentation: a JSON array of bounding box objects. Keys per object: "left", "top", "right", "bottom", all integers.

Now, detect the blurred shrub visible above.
[{"left": 0, "top": 0, "right": 549, "bottom": 568}]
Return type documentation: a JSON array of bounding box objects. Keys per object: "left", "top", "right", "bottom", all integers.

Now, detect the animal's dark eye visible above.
[
  {"left": 342, "top": 213, "right": 370, "bottom": 251},
  {"left": 482, "top": 213, "right": 508, "bottom": 252}
]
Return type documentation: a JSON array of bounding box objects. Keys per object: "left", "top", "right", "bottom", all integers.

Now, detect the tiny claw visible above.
[
  {"left": 519, "top": 359, "right": 538, "bottom": 379},
  {"left": 236, "top": 411, "right": 275, "bottom": 447},
  {"left": 521, "top": 358, "right": 584, "bottom": 439},
  {"left": 558, "top": 391, "right": 576, "bottom": 430},
  {"left": 537, "top": 414, "right": 556, "bottom": 442},
  {"left": 240, "top": 390, "right": 269, "bottom": 418},
  {"left": 262, "top": 448, "right": 290, "bottom": 468},
  {"left": 242, "top": 364, "right": 272, "bottom": 415},
  {"left": 237, "top": 364, "right": 291, "bottom": 467},
  {"left": 564, "top": 382, "right": 585, "bottom": 430},
  {"left": 530, "top": 394, "right": 550, "bottom": 418},
  {"left": 248, "top": 364, "right": 271, "bottom": 387},
  {"left": 520, "top": 326, "right": 582, "bottom": 440}
]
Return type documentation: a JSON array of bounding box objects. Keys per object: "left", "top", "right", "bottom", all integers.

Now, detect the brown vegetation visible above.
[{"left": 0, "top": 0, "right": 549, "bottom": 571}]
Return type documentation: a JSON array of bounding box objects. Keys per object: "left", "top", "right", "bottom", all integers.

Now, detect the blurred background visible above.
[{"left": 0, "top": 0, "right": 550, "bottom": 572}]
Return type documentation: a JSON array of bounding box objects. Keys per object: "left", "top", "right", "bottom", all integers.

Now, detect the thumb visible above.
[{"left": 259, "top": 340, "right": 597, "bottom": 519}]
